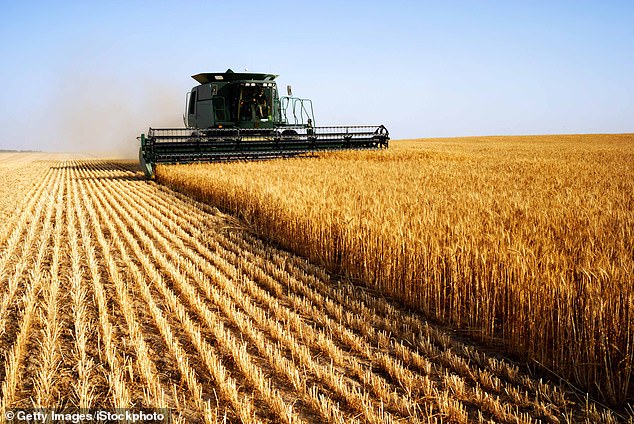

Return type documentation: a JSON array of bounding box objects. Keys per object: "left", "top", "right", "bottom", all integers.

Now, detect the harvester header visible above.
[{"left": 138, "top": 69, "right": 389, "bottom": 177}]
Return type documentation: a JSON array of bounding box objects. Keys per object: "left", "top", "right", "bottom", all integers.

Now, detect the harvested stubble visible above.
[{"left": 157, "top": 134, "right": 634, "bottom": 407}]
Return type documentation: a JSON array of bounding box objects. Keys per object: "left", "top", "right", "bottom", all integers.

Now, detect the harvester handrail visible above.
[{"left": 280, "top": 96, "right": 315, "bottom": 126}]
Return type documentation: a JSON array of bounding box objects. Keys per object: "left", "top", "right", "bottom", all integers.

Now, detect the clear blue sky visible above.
[{"left": 1, "top": 0, "right": 632, "bottom": 155}]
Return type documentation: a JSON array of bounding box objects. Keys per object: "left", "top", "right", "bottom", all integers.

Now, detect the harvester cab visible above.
[
  {"left": 184, "top": 69, "right": 312, "bottom": 129},
  {"left": 139, "top": 69, "right": 389, "bottom": 178}
]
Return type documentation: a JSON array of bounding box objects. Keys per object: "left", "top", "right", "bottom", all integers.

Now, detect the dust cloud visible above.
[{"left": 50, "top": 73, "right": 184, "bottom": 158}]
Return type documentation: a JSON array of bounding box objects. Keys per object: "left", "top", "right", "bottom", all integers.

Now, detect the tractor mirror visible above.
[
  {"left": 287, "top": 85, "right": 292, "bottom": 96},
  {"left": 211, "top": 84, "right": 218, "bottom": 95}
]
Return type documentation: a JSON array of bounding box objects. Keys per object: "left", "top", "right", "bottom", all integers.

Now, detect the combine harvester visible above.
[{"left": 138, "top": 69, "right": 389, "bottom": 177}]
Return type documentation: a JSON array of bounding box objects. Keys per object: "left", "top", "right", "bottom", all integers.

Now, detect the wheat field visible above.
[
  {"left": 0, "top": 149, "right": 629, "bottom": 423},
  {"left": 157, "top": 134, "right": 634, "bottom": 414}
]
